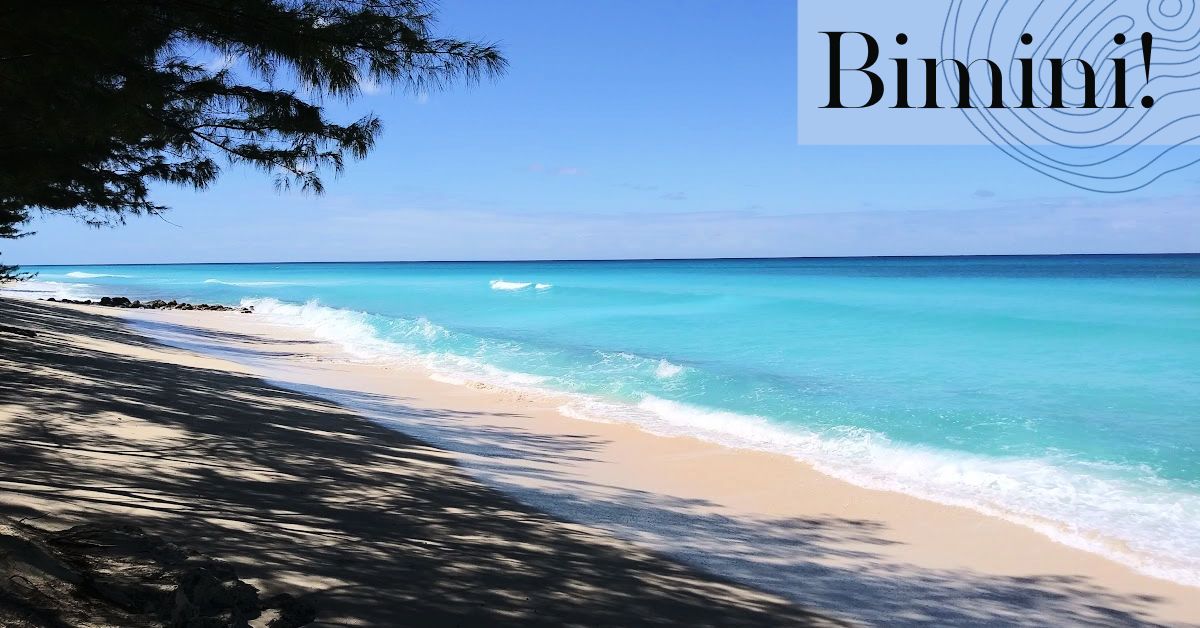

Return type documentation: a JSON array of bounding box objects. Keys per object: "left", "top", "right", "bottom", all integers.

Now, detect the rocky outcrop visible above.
[{"left": 45, "top": 297, "right": 253, "bottom": 314}]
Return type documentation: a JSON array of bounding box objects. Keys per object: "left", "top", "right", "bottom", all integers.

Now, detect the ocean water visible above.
[{"left": 8, "top": 255, "right": 1200, "bottom": 584}]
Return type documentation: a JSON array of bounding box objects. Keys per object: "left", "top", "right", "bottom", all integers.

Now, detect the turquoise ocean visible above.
[{"left": 8, "top": 255, "right": 1199, "bottom": 584}]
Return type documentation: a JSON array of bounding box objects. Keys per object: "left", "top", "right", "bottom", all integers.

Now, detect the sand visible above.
[{"left": 2, "top": 296, "right": 1198, "bottom": 626}]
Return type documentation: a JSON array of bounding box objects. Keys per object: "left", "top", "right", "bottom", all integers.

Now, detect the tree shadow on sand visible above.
[
  {"left": 0, "top": 298, "right": 1188, "bottom": 627},
  {"left": 293, "top": 383, "right": 1189, "bottom": 628}
]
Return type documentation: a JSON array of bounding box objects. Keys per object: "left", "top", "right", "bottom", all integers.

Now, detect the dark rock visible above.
[
  {"left": 171, "top": 564, "right": 261, "bottom": 625},
  {"left": 263, "top": 593, "right": 317, "bottom": 628},
  {"left": 41, "top": 295, "right": 239, "bottom": 314},
  {"left": 7, "top": 521, "right": 316, "bottom": 627},
  {"left": 96, "top": 296, "right": 132, "bottom": 307},
  {"left": 240, "top": 308, "right": 253, "bottom": 314}
]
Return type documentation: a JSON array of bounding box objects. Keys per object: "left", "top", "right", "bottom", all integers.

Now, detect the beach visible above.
[
  {"left": 2, "top": 295, "right": 1198, "bottom": 626},
  {"left": 8, "top": 0, "right": 1200, "bottom": 624}
]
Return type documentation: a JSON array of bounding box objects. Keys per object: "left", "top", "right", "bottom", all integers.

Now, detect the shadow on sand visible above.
[{"left": 0, "top": 298, "right": 1185, "bottom": 627}]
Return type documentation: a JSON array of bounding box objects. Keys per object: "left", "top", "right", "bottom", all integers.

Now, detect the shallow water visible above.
[{"left": 13, "top": 254, "right": 1200, "bottom": 584}]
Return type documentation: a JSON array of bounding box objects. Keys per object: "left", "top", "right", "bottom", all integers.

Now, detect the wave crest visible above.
[
  {"left": 203, "top": 296, "right": 1200, "bottom": 587},
  {"left": 490, "top": 280, "right": 532, "bottom": 290},
  {"left": 66, "top": 271, "right": 126, "bottom": 278},
  {"left": 654, "top": 359, "right": 683, "bottom": 378},
  {"left": 1, "top": 280, "right": 97, "bottom": 300}
]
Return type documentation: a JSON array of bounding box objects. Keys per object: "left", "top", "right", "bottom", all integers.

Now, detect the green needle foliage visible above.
[{"left": 0, "top": 0, "right": 505, "bottom": 281}]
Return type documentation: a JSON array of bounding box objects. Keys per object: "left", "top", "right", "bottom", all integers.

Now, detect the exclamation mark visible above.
[{"left": 1141, "top": 32, "right": 1154, "bottom": 108}]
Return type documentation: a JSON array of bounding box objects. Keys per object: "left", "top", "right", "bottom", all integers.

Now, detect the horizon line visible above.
[{"left": 17, "top": 251, "right": 1200, "bottom": 267}]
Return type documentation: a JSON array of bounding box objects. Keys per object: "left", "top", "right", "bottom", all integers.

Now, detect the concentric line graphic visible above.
[{"left": 942, "top": 0, "right": 1200, "bottom": 192}]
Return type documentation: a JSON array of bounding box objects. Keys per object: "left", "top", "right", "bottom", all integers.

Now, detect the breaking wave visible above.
[
  {"left": 65, "top": 271, "right": 127, "bottom": 278},
  {"left": 490, "top": 280, "right": 532, "bottom": 290}
]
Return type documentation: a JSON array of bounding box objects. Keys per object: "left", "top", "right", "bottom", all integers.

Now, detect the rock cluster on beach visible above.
[{"left": 45, "top": 296, "right": 253, "bottom": 314}]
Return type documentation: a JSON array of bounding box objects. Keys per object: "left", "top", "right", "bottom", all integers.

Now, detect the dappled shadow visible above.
[
  {"left": 293, "top": 384, "right": 1193, "bottom": 628},
  {"left": 0, "top": 297, "right": 1192, "bottom": 627},
  {"left": 0, "top": 298, "right": 843, "bottom": 627},
  {"left": 122, "top": 316, "right": 325, "bottom": 362}
]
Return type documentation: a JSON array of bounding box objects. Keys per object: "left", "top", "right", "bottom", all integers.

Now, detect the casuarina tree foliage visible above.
[{"left": 0, "top": 0, "right": 505, "bottom": 280}]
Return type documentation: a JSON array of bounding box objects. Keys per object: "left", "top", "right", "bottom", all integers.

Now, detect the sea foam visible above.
[
  {"left": 243, "top": 298, "right": 544, "bottom": 388},
  {"left": 559, "top": 394, "right": 1200, "bottom": 586},
  {"left": 2, "top": 280, "right": 98, "bottom": 301},
  {"left": 490, "top": 279, "right": 532, "bottom": 290},
  {"left": 654, "top": 359, "right": 683, "bottom": 378},
  {"left": 240, "top": 298, "right": 407, "bottom": 363},
  {"left": 230, "top": 297, "right": 1200, "bottom": 587},
  {"left": 66, "top": 271, "right": 127, "bottom": 278}
]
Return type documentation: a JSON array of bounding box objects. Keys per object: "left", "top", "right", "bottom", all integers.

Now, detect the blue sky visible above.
[{"left": 8, "top": 0, "right": 1200, "bottom": 264}]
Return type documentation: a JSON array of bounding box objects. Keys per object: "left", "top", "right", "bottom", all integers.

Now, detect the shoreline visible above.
[
  {"left": 7, "top": 295, "right": 1197, "bottom": 625},
  {"left": 0, "top": 296, "right": 840, "bottom": 626},
  {"left": 146, "top": 295, "right": 1200, "bottom": 589}
]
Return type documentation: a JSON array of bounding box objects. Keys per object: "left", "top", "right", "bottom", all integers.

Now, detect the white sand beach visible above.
[{"left": 2, "top": 296, "right": 1198, "bottom": 626}]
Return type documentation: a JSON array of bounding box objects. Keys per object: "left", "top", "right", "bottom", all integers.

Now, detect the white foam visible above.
[
  {"left": 244, "top": 298, "right": 545, "bottom": 389},
  {"left": 436, "top": 351, "right": 549, "bottom": 387},
  {"left": 558, "top": 395, "right": 1200, "bottom": 587},
  {"left": 1, "top": 280, "right": 98, "bottom": 301},
  {"left": 535, "top": 283, "right": 553, "bottom": 290},
  {"left": 490, "top": 280, "right": 532, "bottom": 290},
  {"left": 65, "top": 271, "right": 127, "bottom": 278},
  {"left": 398, "top": 317, "right": 449, "bottom": 342},
  {"left": 228, "top": 297, "right": 1200, "bottom": 587},
  {"left": 654, "top": 359, "right": 683, "bottom": 378},
  {"left": 242, "top": 298, "right": 403, "bottom": 361}
]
